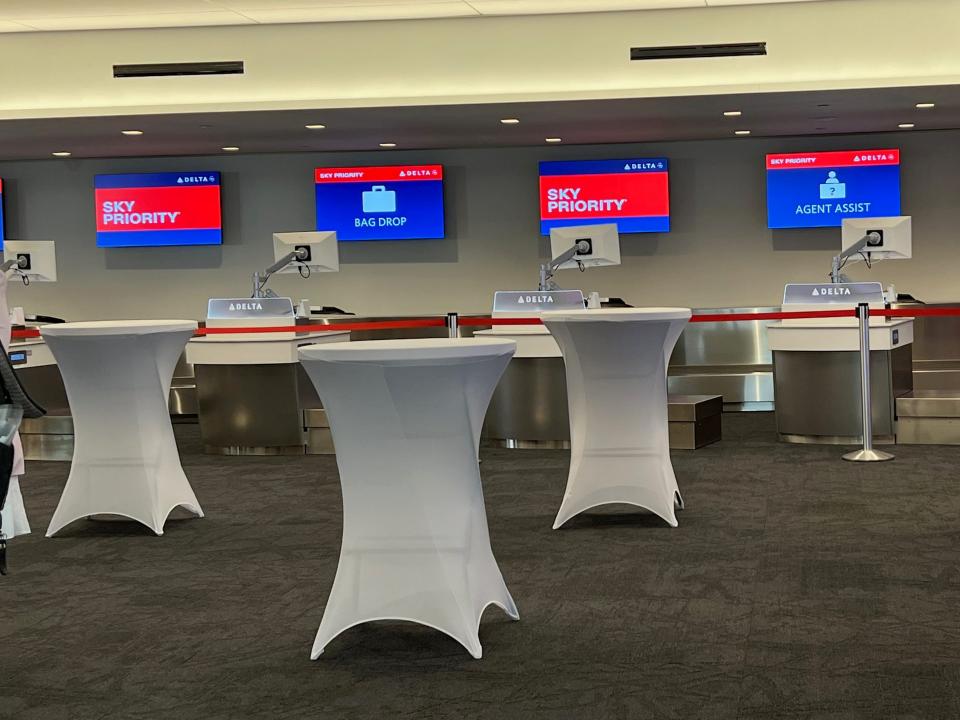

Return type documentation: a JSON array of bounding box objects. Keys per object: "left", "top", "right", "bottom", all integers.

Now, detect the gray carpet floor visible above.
[{"left": 2, "top": 412, "right": 960, "bottom": 719}]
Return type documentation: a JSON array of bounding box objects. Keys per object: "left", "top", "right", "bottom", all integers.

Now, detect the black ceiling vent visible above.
[
  {"left": 630, "top": 42, "right": 766, "bottom": 61},
  {"left": 113, "top": 61, "right": 244, "bottom": 78}
]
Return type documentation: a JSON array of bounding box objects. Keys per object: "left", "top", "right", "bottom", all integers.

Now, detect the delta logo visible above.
[{"left": 811, "top": 287, "right": 852, "bottom": 297}]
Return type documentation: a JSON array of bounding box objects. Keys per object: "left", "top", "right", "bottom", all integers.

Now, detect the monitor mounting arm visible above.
[
  {"left": 252, "top": 248, "right": 309, "bottom": 299},
  {"left": 831, "top": 232, "right": 880, "bottom": 284},
  {"left": 0, "top": 256, "right": 27, "bottom": 274},
  {"left": 538, "top": 240, "right": 591, "bottom": 292}
]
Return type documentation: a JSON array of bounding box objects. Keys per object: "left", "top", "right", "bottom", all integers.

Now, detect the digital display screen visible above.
[
  {"left": 94, "top": 171, "right": 222, "bottom": 247},
  {"left": 766, "top": 149, "right": 901, "bottom": 229},
  {"left": 8, "top": 351, "right": 26, "bottom": 366},
  {"left": 314, "top": 165, "right": 444, "bottom": 241},
  {"left": 539, "top": 158, "right": 670, "bottom": 235}
]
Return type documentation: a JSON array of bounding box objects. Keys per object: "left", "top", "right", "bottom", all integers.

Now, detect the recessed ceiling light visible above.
[
  {"left": 500, "top": 118, "right": 520, "bottom": 124},
  {"left": 121, "top": 129, "right": 143, "bottom": 136},
  {"left": 545, "top": 137, "right": 562, "bottom": 143},
  {"left": 379, "top": 142, "right": 397, "bottom": 148},
  {"left": 221, "top": 146, "right": 240, "bottom": 152},
  {"left": 723, "top": 110, "right": 742, "bottom": 117},
  {"left": 734, "top": 130, "right": 751, "bottom": 136},
  {"left": 51, "top": 151, "right": 71, "bottom": 157},
  {"left": 916, "top": 102, "right": 936, "bottom": 109},
  {"left": 305, "top": 124, "right": 326, "bottom": 130},
  {"left": 898, "top": 123, "right": 915, "bottom": 129}
]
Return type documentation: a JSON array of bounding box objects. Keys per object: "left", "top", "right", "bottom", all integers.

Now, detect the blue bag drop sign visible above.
[{"left": 315, "top": 165, "right": 444, "bottom": 241}]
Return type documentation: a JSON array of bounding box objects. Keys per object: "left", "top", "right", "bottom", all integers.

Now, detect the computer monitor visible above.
[
  {"left": 2, "top": 241, "right": 57, "bottom": 282},
  {"left": 841, "top": 216, "right": 912, "bottom": 261},
  {"left": 549, "top": 223, "right": 621, "bottom": 270},
  {"left": 272, "top": 231, "right": 339, "bottom": 274}
]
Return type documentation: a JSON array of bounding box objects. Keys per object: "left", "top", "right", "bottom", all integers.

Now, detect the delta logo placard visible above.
[
  {"left": 95, "top": 172, "right": 223, "bottom": 247},
  {"left": 539, "top": 158, "right": 670, "bottom": 235},
  {"left": 766, "top": 150, "right": 901, "bottom": 229},
  {"left": 314, "top": 165, "right": 445, "bottom": 241}
]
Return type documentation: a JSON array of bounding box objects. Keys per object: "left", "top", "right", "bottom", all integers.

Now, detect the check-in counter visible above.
[
  {"left": 768, "top": 283, "right": 913, "bottom": 444},
  {"left": 185, "top": 298, "right": 350, "bottom": 455},
  {"left": 10, "top": 334, "right": 74, "bottom": 461}
]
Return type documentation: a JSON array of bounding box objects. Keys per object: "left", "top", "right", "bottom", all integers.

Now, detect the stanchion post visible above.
[
  {"left": 843, "top": 302, "right": 894, "bottom": 462},
  {"left": 446, "top": 312, "right": 460, "bottom": 339}
]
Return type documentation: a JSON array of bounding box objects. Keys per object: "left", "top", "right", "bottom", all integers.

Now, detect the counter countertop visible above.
[{"left": 767, "top": 319, "right": 913, "bottom": 352}]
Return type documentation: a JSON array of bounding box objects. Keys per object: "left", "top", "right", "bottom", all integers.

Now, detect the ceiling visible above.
[
  {"left": 0, "top": 84, "right": 955, "bottom": 162},
  {"left": 0, "top": 0, "right": 828, "bottom": 32}
]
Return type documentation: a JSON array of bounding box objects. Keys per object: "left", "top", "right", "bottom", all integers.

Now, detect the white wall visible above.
[
  {"left": 1, "top": 128, "right": 957, "bottom": 320},
  {"left": 2, "top": 0, "right": 959, "bottom": 118}
]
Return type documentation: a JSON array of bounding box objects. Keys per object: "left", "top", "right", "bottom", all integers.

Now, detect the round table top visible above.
[
  {"left": 541, "top": 307, "right": 692, "bottom": 323},
  {"left": 299, "top": 337, "right": 517, "bottom": 363},
  {"left": 41, "top": 320, "right": 198, "bottom": 337}
]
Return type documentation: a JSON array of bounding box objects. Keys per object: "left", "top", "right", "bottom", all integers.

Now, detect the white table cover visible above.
[
  {"left": 542, "top": 308, "right": 692, "bottom": 528},
  {"left": 42, "top": 320, "right": 204, "bottom": 536},
  {"left": 299, "top": 338, "right": 519, "bottom": 659}
]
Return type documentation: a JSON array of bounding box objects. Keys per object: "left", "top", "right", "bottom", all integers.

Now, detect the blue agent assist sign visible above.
[
  {"left": 766, "top": 149, "right": 901, "bottom": 229},
  {"left": 314, "top": 165, "right": 445, "bottom": 241}
]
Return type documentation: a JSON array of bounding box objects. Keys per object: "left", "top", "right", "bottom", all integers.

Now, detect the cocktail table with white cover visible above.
[
  {"left": 42, "top": 320, "right": 203, "bottom": 537},
  {"left": 299, "top": 338, "right": 519, "bottom": 659},
  {"left": 541, "top": 308, "right": 692, "bottom": 529}
]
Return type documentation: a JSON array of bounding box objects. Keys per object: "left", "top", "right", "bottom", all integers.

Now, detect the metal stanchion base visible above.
[{"left": 842, "top": 448, "right": 895, "bottom": 462}]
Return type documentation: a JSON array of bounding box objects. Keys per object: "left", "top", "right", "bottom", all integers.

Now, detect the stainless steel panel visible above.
[
  {"left": 896, "top": 390, "right": 960, "bottom": 418},
  {"left": 773, "top": 347, "right": 912, "bottom": 440},
  {"left": 896, "top": 303, "right": 960, "bottom": 363},
  {"left": 482, "top": 357, "right": 570, "bottom": 442},
  {"left": 21, "top": 433, "right": 74, "bottom": 461},
  {"left": 169, "top": 386, "right": 198, "bottom": 416},
  {"left": 205, "top": 444, "right": 305, "bottom": 456},
  {"left": 667, "top": 372, "right": 773, "bottom": 407},
  {"left": 913, "top": 365, "right": 960, "bottom": 391},
  {"left": 296, "top": 364, "right": 324, "bottom": 409},
  {"left": 780, "top": 433, "right": 895, "bottom": 445},
  {"left": 305, "top": 428, "right": 336, "bottom": 455},
  {"left": 170, "top": 351, "right": 198, "bottom": 416},
  {"left": 303, "top": 408, "right": 329, "bottom": 428},
  {"left": 897, "top": 417, "right": 960, "bottom": 445},
  {"left": 21, "top": 415, "right": 74, "bottom": 434},
  {"left": 667, "top": 395, "right": 723, "bottom": 422},
  {"left": 196, "top": 363, "right": 305, "bottom": 450},
  {"left": 670, "top": 307, "right": 776, "bottom": 367}
]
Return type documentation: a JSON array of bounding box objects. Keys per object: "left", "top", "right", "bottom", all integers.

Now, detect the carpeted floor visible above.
[{"left": 2, "top": 412, "right": 960, "bottom": 719}]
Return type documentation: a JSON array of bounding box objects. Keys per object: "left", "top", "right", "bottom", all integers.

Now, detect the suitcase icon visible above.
[{"left": 362, "top": 185, "right": 397, "bottom": 213}]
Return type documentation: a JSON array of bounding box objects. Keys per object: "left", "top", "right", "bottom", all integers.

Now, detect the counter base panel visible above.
[
  {"left": 897, "top": 418, "right": 960, "bottom": 445},
  {"left": 779, "top": 433, "right": 896, "bottom": 446},
  {"left": 21, "top": 414, "right": 74, "bottom": 462},
  {"left": 204, "top": 444, "right": 305, "bottom": 456},
  {"left": 773, "top": 346, "right": 912, "bottom": 442},
  {"left": 196, "top": 363, "right": 316, "bottom": 454}
]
